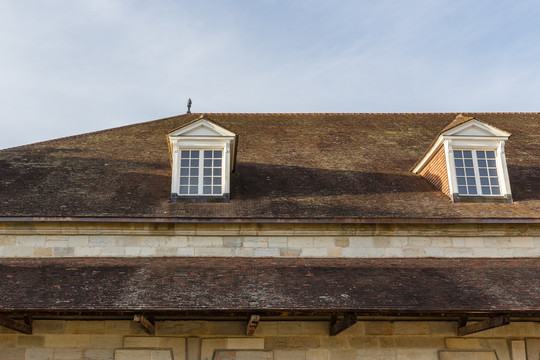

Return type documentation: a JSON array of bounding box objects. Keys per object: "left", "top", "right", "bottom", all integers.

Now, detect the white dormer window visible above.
[
  {"left": 168, "top": 116, "right": 237, "bottom": 202},
  {"left": 412, "top": 115, "right": 512, "bottom": 203}
]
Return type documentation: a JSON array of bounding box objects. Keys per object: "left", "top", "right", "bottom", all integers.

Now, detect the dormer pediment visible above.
[
  {"left": 169, "top": 118, "right": 236, "bottom": 138},
  {"left": 442, "top": 119, "right": 511, "bottom": 139}
]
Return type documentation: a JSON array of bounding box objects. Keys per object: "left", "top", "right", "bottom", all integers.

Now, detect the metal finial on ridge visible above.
[{"left": 187, "top": 98, "right": 192, "bottom": 114}]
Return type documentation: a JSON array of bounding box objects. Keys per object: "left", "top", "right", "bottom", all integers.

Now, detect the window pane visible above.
[
  {"left": 214, "top": 159, "right": 222, "bottom": 167},
  {"left": 455, "top": 159, "right": 463, "bottom": 167},
  {"left": 463, "top": 150, "right": 472, "bottom": 158},
  {"left": 191, "top": 159, "right": 199, "bottom": 167},
  {"left": 487, "top": 160, "right": 496, "bottom": 167},
  {"left": 486, "top": 151, "right": 495, "bottom": 158},
  {"left": 180, "top": 177, "right": 188, "bottom": 185},
  {"left": 191, "top": 150, "right": 199, "bottom": 158},
  {"left": 466, "top": 168, "right": 475, "bottom": 176},
  {"left": 454, "top": 150, "right": 462, "bottom": 157},
  {"left": 468, "top": 187, "right": 477, "bottom": 195},
  {"left": 478, "top": 160, "right": 486, "bottom": 167},
  {"left": 467, "top": 177, "right": 476, "bottom": 185},
  {"left": 180, "top": 168, "right": 189, "bottom": 176},
  {"left": 214, "top": 150, "right": 222, "bottom": 157},
  {"left": 204, "top": 159, "right": 212, "bottom": 167},
  {"left": 179, "top": 186, "right": 188, "bottom": 194},
  {"left": 204, "top": 150, "right": 212, "bottom": 158},
  {"left": 480, "top": 178, "right": 489, "bottom": 185},
  {"left": 477, "top": 151, "right": 485, "bottom": 158},
  {"left": 214, "top": 177, "right": 222, "bottom": 185},
  {"left": 213, "top": 186, "right": 221, "bottom": 194},
  {"left": 203, "top": 177, "right": 212, "bottom": 185},
  {"left": 190, "top": 177, "right": 198, "bottom": 185},
  {"left": 479, "top": 168, "right": 488, "bottom": 176},
  {"left": 190, "top": 168, "right": 199, "bottom": 176},
  {"left": 213, "top": 168, "right": 221, "bottom": 176},
  {"left": 189, "top": 186, "right": 198, "bottom": 194},
  {"left": 490, "top": 178, "right": 499, "bottom": 185},
  {"left": 457, "top": 177, "right": 466, "bottom": 185},
  {"left": 481, "top": 186, "right": 490, "bottom": 195},
  {"left": 181, "top": 159, "right": 189, "bottom": 167},
  {"left": 456, "top": 168, "right": 464, "bottom": 176},
  {"left": 203, "top": 186, "right": 211, "bottom": 194},
  {"left": 204, "top": 168, "right": 212, "bottom": 176},
  {"left": 492, "top": 187, "right": 500, "bottom": 195},
  {"left": 464, "top": 159, "right": 473, "bottom": 167},
  {"left": 489, "top": 169, "right": 497, "bottom": 176}
]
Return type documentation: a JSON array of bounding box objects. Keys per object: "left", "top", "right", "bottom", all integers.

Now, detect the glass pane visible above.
[
  {"left": 181, "top": 150, "right": 190, "bottom": 158},
  {"left": 181, "top": 159, "right": 189, "bottom": 167},
  {"left": 179, "top": 186, "right": 188, "bottom": 194},
  {"left": 466, "top": 168, "right": 475, "bottom": 176},
  {"left": 490, "top": 178, "right": 499, "bottom": 185},
  {"left": 468, "top": 187, "right": 477, "bottom": 195},
  {"left": 180, "top": 168, "right": 189, "bottom": 176},
  {"left": 456, "top": 168, "right": 464, "bottom": 176},
  {"left": 464, "top": 159, "right": 473, "bottom": 167},
  {"left": 486, "top": 151, "right": 495, "bottom": 158},
  {"left": 455, "top": 159, "right": 463, "bottom": 167},
  {"left": 204, "top": 159, "right": 212, "bottom": 167},
  {"left": 492, "top": 187, "right": 500, "bottom": 195},
  {"left": 477, "top": 151, "right": 485, "bottom": 158},
  {"left": 204, "top": 168, "right": 212, "bottom": 176},
  {"left": 467, "top": 177, "right": 476, "bottom": 185},
  {"left": 480, "top": 178, "right": 489, "bottom": 185},
  {"left": 214, "top": 177, "right": 222, "bottom": 185},
  {"left": 203, "top": 177, "right": 212, "bottom": 185},
  {"left": 214, "top": 150, "right": 222, "bottom": 157},
  {"left": 488, "top": 160, "right": 496, "bottom": 167},
  {"left": 454, "top": 150, "right": 462, "bottom": 157},
  {"left": 191, "top": 159, "right": 199, "bottom": 167},
  {"left": 463, "top": 150, "right": 472, "bottom": 158},
  {"left": 489, "top": 169, "right": 497, "bottom": 176},
  {"left": 189, "top": 186, "right": 198, "bottom": 194},
  {"left": 482, "top": 186, "right": 490, "bottom": 195},
  {"left": 478, "top": 160, "right": 486, "bottom": 167},
  {"left": 180, "top": 177, "right": 188, "bottom": 185},
  {"left": 191, "top": 150, "right": 199, "bottom": 158},
  {"left": 479, "top": 168, "right": 488, "bottom": 176},
  {"left": 203, "top": 186, "right": 211, "bottom": 194},
  {"left": 457, "top": 177, "right": 466, "bottom": 185},
  {"left": 458, "top": 186, "right": 467, "bottom": 194},
  {"left": 190, "top": 177, "right": 198, "bottom": 185},
  {"left": 204, "top": 150, "right": 212, "bottom": 158},
  {"left": 190, "top": 168, "right": 199, "bottom": 176},
  {"left": 213, "top": 168, "right": 221, "bottom": 176},
  {"left": 214, "top": 159, "right": 222, "bottom": 167},
  {"left": 213, "top": 186, "right": 221, "bottom": 194}
]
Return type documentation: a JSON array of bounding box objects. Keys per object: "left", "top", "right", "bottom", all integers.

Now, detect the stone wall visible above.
[
  {"left": 1, "top": 320, "right": 539, "bottom": 360},
  {"left": 0, "top": 222, "right": 538, "bottom": 258}
]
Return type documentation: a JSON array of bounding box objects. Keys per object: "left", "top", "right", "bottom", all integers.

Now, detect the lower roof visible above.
[{"left": 1, "top": 257, "right": 538, "bottom": 316}]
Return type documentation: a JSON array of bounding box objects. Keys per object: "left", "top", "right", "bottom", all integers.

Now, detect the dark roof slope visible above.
[
  {"left": 0, "top": 257, "right": 538, "bottom": 315},
  {"left": 0, "top": 113, "right": 539, "bottom": 220}
]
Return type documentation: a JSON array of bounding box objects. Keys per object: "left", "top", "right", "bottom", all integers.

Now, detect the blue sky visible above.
[{"left": 1, "top": 0, "right": 539, "bottom": 149}]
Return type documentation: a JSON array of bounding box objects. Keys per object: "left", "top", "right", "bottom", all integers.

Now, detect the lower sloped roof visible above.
[{"left": 0, "top": 257, "right": 538, "bottom": 315}]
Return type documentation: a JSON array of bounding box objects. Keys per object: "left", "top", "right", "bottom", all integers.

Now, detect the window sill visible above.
[
  {"left": 170, "top": 193, "right": 230, "bottom": 203},
  {"left": 452, "top": 194, "right": 513, "bottom": 204}
]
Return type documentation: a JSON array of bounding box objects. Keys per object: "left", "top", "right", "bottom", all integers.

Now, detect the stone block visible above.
[
  {"left": 267, "top": 237, "right": 287, "bottom": 248},
  {"left": 0, "top": 348, "right": 25, "bottom": 360},
  {"left": 254, "top": 248, "right": 280, "bottom": 257},
  {"left": 16, "top": 335, "right": 44, "bottom": 347},
  {"left": 308, "top": 349, "right": 329, "bottom": 360},
  {"left": 53, "top": 348, "right": 83, "bottom": 360},
  {"left": 25, "top": 348, "right": 54, "bottom": 360},
  {"left": 396, "top": 349, "right": 438, "bottom": 360},
  {"left": 300, "top": 248, "right": 327, "bottom": 257},
  {"left": 279, "top": 248, "right": 301, "bottom": 257},
  {"left": 176, "top": 248, "right": 195, "bottom": 256},
  {"left": 394, "top": 322, "right": 430, "bottom": 335},
  {"left": 0, "top": 335, "right": 16, "bottom": 347},
  {"left": 243, "top": 237, "right": 268, "bottom": 248},
  {"left": 510, "top": 237, "right": 534, "bottom": 247},
  {"left": 429, "top": 238, "right": 453, "bottom": 247},
  {"left": 313, "top": 237, "right": 337, "bottom": 248},
  {"left": 235, "top": 350, "right": 273, "bottom": 360},
  {"left": 364, "top": 321, "right": 394, "bottom": 335},
  {"left": 287, "top": 237, "right": 313, "bottom": 248},
  {"left": 82, "top": 348, "right": 115, "bottom": 360},
  {"left": 225, "top": 338, "right": 265, "bottom": 349},
  {"left": 89, "top": 335, "right": 124, "bottom": 348},
  {"left": 68, "top": 236, "right": 90, "bottom": 247},
  {"left": 150, "top": 350, "right": 173, "bottom": 360},
  {"left": 264, "top": 337, "right": 288, "bottom": 350},
  {"left": 285, "top": 336, "right": 320, "bottom": 349},
  {"left": 327, "top": 248, "right": 342, "bottom": 257},
  {"left": 123, "top": 336, "right": 161, "bottom": 348},
  {"left": 439, "top": 350, "right": 497, "bottom": 360},
  {"left": 200, "top": 338, "right": 226, "bottom": 360},
  {"left": 115, "top": 349, "right": 151, "bottom": 360},
  {"left": 273, "top": 350, "right": 306, "bottom": 360},
  {"left": 257, "top": 322, "right": 278, "bottom": 336},
  {"left": 345, "top": 237, "right": 367, "bottom": 248},
  {"left": 32, "top": 320, "right": 65, "bottom": 334},
  {"left": 511, "top": 340, "right": 526, "bottom": 360},
  {"left": 428, "top": 322, "right": 456, "bottom": 336},
  {"left": 188, "top": 236, "right": 223, "bottom": 247},
  {"left": 223, "top": 237, "right": 242, "bottom": 247},
  {"left": 277, "top": 322, "right": 302, "bottom": 336},
  {"left": 210, "top": 321, "right": 244, "bottom": 336},
  {"left": 73, "top": 247, "right": 101, "bottom": 256},
  {"left": 65, "top": 321, "right": 105, "bottom": 334},
  {"left": 329, "top": 349, "right": 358, "bottom": 360},
  {"left": 158, "top": 321, "right": 210, "bottom": 336},
  {"left": 395, "top": 336, "right": 444, "bottom": 349},
  {"left": 158, "top": 337, "right": 186, "bottom": 360},
  {"left": 33, "top": 248, "right": 53, "bottom": 257},
  {"left": 299, "top": 322, "right": 328, "bottom": 336},
  {"left": 347, "top": 336, "right": 380, "bottom": 348},
  {"left": 44, "top": 334, "right": 91, "bottom": 348},
  {"left": 195, "top": 247, "right": 232, "bottom": 256}
]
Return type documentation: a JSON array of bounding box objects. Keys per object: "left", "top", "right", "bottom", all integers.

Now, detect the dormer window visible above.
[
  {"left": 168, "top": 116, "right": 237, "bottom": 202},
  {"left": 412, "top": 115, "right": 512, "bottom": 203}
]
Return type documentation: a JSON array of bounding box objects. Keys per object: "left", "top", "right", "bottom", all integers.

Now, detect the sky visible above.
[{"left": 1, "top": 0, "right": 540, "bottom": 149}]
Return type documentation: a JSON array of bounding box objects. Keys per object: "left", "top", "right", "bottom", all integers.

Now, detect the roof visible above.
[
  {"left": 0, "top": 112, "right": 539, "bottom": 221},
  {"left": 0, "top": 257, "right": 538, "bottom": 315}
]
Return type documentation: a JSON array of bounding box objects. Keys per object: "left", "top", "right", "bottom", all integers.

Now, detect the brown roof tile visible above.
[
  {"left": 0, "top": 113, "right": 539, "bottom": 220},
  {"left": 0, "top": 257, "right": 538, "bottom": 315}
]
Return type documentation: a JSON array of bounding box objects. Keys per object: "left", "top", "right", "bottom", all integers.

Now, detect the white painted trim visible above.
[{"left": 443, "top": 119, "right": 511, "bottom": 138}]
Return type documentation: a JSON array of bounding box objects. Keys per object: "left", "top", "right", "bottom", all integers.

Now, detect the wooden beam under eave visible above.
[
  {"left": 246, "top": 315, "right": 260, "bottom": 336},
  {"left": 457, "top": 315, "right": 510, "bottom": 336},
  {"left": 330, "top": 313, "right": 357, "bottom": 336},
  {"left": 0, "top": 316, "right": 32, "bottom": 334},
  {"left": 133, "top": 314, "right": 155, "bottom": 335}
]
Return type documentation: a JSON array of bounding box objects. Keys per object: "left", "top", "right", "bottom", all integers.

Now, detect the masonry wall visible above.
[
  {"left": 1, "top": 319, "right": 539, "bottom": 360},
  {"left": 419, "top": 146, "right": 450, "bottom": 196},
  {"left": 0, "top": 222, "right": 538, "bottom": 258}
]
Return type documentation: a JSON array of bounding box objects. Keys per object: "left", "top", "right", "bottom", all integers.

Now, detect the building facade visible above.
[{"left": 0, "top": 113, "right": 539, "bottom": 360}]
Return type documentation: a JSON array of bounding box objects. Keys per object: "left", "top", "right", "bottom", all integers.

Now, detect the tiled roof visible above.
[
  {"left": 0, "top": 257, "right": 538, "bottom": 315},
  {"left": 0, "top": 113, "right": 539, "bottom": 220}
]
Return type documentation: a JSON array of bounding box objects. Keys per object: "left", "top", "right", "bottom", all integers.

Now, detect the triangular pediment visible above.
[
  {"left": 168, "top": 117, "right": 236, "bottom": 138},
  {"left": 442, "top": 119, "right": 510, "bottom": 138}
]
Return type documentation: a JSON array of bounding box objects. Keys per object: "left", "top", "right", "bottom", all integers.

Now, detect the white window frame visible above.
[{"left": 451, "top": 148, "right": 502, "bottom": 196}]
